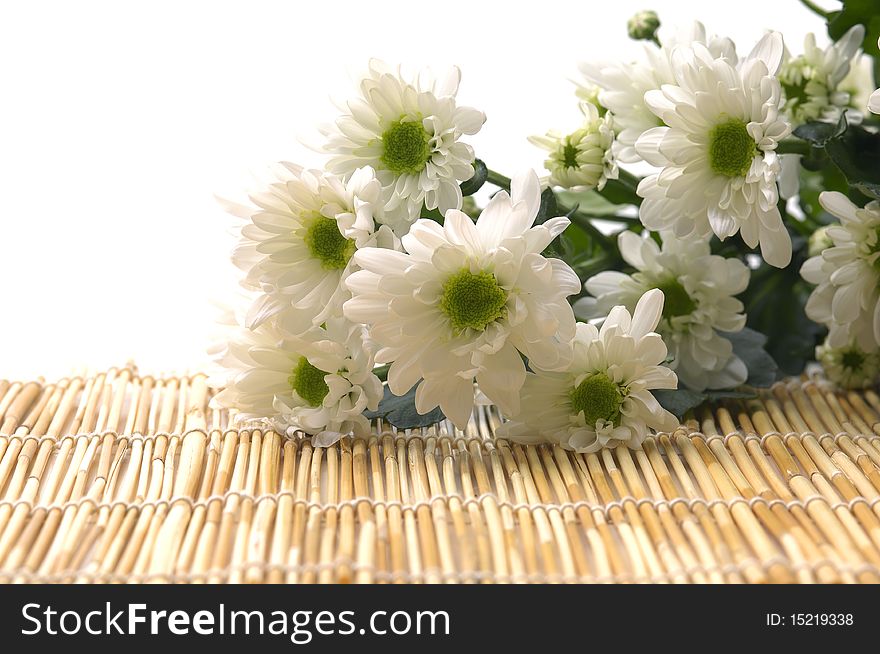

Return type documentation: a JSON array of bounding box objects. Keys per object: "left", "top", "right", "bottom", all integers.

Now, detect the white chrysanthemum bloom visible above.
[
  {"left": 779, "top": 25, "right": 865, "bottom": 124},
  {"left": 579, "top": 21, "right": 737, "bottom": 163},
  {"left": 575, "top": 231, "right": 749, "bottom": 391},
  {"left": 210, "top": 316, "right": 383, "bottom": 446},
  {"left": 528, "top": 102, "right": 618, "bottom": 190},
  {"left": 816, "top": 339, "right": 880, "bottom": 390},
  {"left": 323, "top": 59, "right": 486, "bottom": 236},
  {"left": 801, "top": 192, "right": 880, "bottom": 350},
  {"left": 223, "top": 163, "right": 398, "bottom": 330},
  {"left": 343, "top": 170, "right": 580, "bottom": 428},
  {"left": 636, "top": 33, "right": 793, "bottom": 268},
  {"left": 871, "top": 38, "right": 880, "bottom": 114},
  {"left": 498, "top": 289, "right": 678, "bottom": 453}
]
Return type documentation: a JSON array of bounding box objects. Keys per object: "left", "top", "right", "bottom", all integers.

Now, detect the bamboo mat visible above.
[{"left": 1, "top": 368, "right": 880, "bottom": 584}]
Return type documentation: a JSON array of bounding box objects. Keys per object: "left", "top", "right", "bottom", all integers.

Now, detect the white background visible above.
[{"left": 0, "top": 0, "right": 828, "bottom": 380}]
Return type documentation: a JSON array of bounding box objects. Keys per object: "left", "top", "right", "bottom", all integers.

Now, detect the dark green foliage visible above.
[
  {"left": 363, "top": 384, "right": 446, "bottom": 429},
  {"left": 460, "top": 158, "right": 488, "bottom": 196}
]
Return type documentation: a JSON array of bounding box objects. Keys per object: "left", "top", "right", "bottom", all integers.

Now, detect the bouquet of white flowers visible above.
[{"left": 211, "top": 2, "right": 880, "bottom": 453}]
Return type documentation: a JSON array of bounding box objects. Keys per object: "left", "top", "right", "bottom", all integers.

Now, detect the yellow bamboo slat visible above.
[{"left": 0, "top": 367, "right": 879, "bottom": 584}]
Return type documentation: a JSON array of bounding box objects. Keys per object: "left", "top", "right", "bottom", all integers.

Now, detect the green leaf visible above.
[
  {"left": 720, "top": 327, "right": 779, "bottom": 387},
  {"left": 558, "top": 224, "right": 593, "bottom": 262},
  {"left": 363, "top": 384, "right": 445, "bottom": 429},
  {"left": 652, "top": 389, "right": 707, "bottom": 420},
  {"left": 653, "top": 388, "right": 756, "bottom": 420},
  {"left": 536, "top": 188, "right": 566, "bottom": 257},
  {"left": 793, "top": 116, "right": 846, "bottom": 147},
  {"left": 824, "top": 124, "right": 880, "bottom": 200},
  {"left": 534, "top": 187, "right": 559, "bottom": 225},
  {"left": 420, "top": 206, "right": 444, "bottom": 223},
  {"left": 741, "top": 239, "right": 823, "bottom": 376},
  {"left": 857, "top": 181, "right": 880, "bottom": 199},
  {"left": 795, "top": 114, "right": 880, "bottom": 201},
  {"left": 460, "top": 159, "right": 488, "bottom": 197},
  {"left": 705, "top": 390, "right": 758, "bottom": 402},
  {"left": 556, "top": 188, "right": 623, "bottom": 216},
  {"left": 597, "top": 178, "right": 642, "bottom": 206},
  {"left": 652, "top": 329, "right": 775, "bottom": 419},
  {"left": 827, "top": 1, "right": 880, "bottom": 60}
]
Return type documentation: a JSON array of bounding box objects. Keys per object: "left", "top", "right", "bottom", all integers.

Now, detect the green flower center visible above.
[
  {"left": 841, "top": 349, "right": 865, "bottom": 371},
  {"left": 708, "top": 118, "right": 757, "bottom": 178},
  {"left": 289, "top": 356, "right": 330, "bottom": 407},
  {"left": 562, "top": 141, "right": 580, "bottom": 168},
  {"left": 380, "top": 118, "right": 432, "bottom": 175},
  {"left": 570, "top": 373, "right": 625, "bottom": 426},
  {"left": 439, "top": 268, "right": 508, "bottom": 332},
  {"left": 304, "top": 215, "right": 355, "bottom": 270},
  {"left": 655, "top": 279, "right": 697, "bottom": 319}
]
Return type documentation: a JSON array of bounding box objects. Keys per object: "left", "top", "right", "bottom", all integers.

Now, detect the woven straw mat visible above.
[{"left": 1, "top": 367, "right": 880, "bottom": 584}]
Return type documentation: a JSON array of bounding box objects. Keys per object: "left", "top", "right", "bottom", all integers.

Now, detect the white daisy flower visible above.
[
  {"left": 816, "top": 338, "right": 880, "bottom": 390},
  {"left": 635, "top": 33, "right": 793, "bottom": 268},
  {"left": 223, "top": 163, "right": 398, "bottom": 330},
  {"left": 578, "top": 21, "right": 737, "bottom": 163},
  {"left": 210, "top": 315, "right": 384, "bottom": 446},
  {"left": 498, "top": 289, "right": 678, "bottom": 453},
  {"left": 871, "top": 38, "right": 880, "bottom": 114},
  {"left": 323, "top": 59, "right": 486, "bottom": 236},
  {"left": 528, "top": 102, "right": 618, "bottom": 190},
  {"left": 343, "top": 170, "right": 580, "bottom": 428},
  {"left": 576, "top": 231, "right": 749, "bottom": 391},
  {"left": 801, "top": 192, "right": 880, "bottom": 351},
  {"left": 779, "top": 25, "right": 865, "bottom": 124}
]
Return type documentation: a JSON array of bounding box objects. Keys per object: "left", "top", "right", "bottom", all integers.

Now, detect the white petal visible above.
[
  {"left": 510, "top": 169, "right": 542, "bottom": 222},
  {"left": 869, "top": 89, "right": 880, "bottom": 115},
  {"left": 443, "top": 210, "right": 482, "bottom": 255},
  {"left": 747, "top": 32, "right": 784, "bottom": 75},
  {"left": 759, "top": 221, "right": 793, "bottom": 268},
  {"left": 629, "top": 289, "right": 664, "bottom": 339}
]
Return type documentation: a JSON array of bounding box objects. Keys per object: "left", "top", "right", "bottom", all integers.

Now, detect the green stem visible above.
[
  {"left": 775, "top": 138, "right": 812, "bottom": 156},
  {"left": 797, "top": 0, "right": 830, "bottom": 19},
  {"left": 486, "top": 169, "right": 511, "bottom": 191},
  {"left": 566, "top": 210, "right": 616, "bottom": 250},
  {"left": 615, "top": 168, "right": 642, "bottom": 192}
]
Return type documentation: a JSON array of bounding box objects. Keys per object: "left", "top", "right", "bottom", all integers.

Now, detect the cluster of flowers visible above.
[
  {"left": 802, "top": 192, "right": 880, "bottom": 388},
  {"left": 212, "top": 14, "right": 880, "bottom": 452}
]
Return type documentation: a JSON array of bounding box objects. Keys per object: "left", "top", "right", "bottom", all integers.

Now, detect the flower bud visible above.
[
  {"left": 627, "top": 10, "right": 660, "bottom": 42},
  {"left": 808, "top": 226, "right": 832, "bottom": 257}
]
